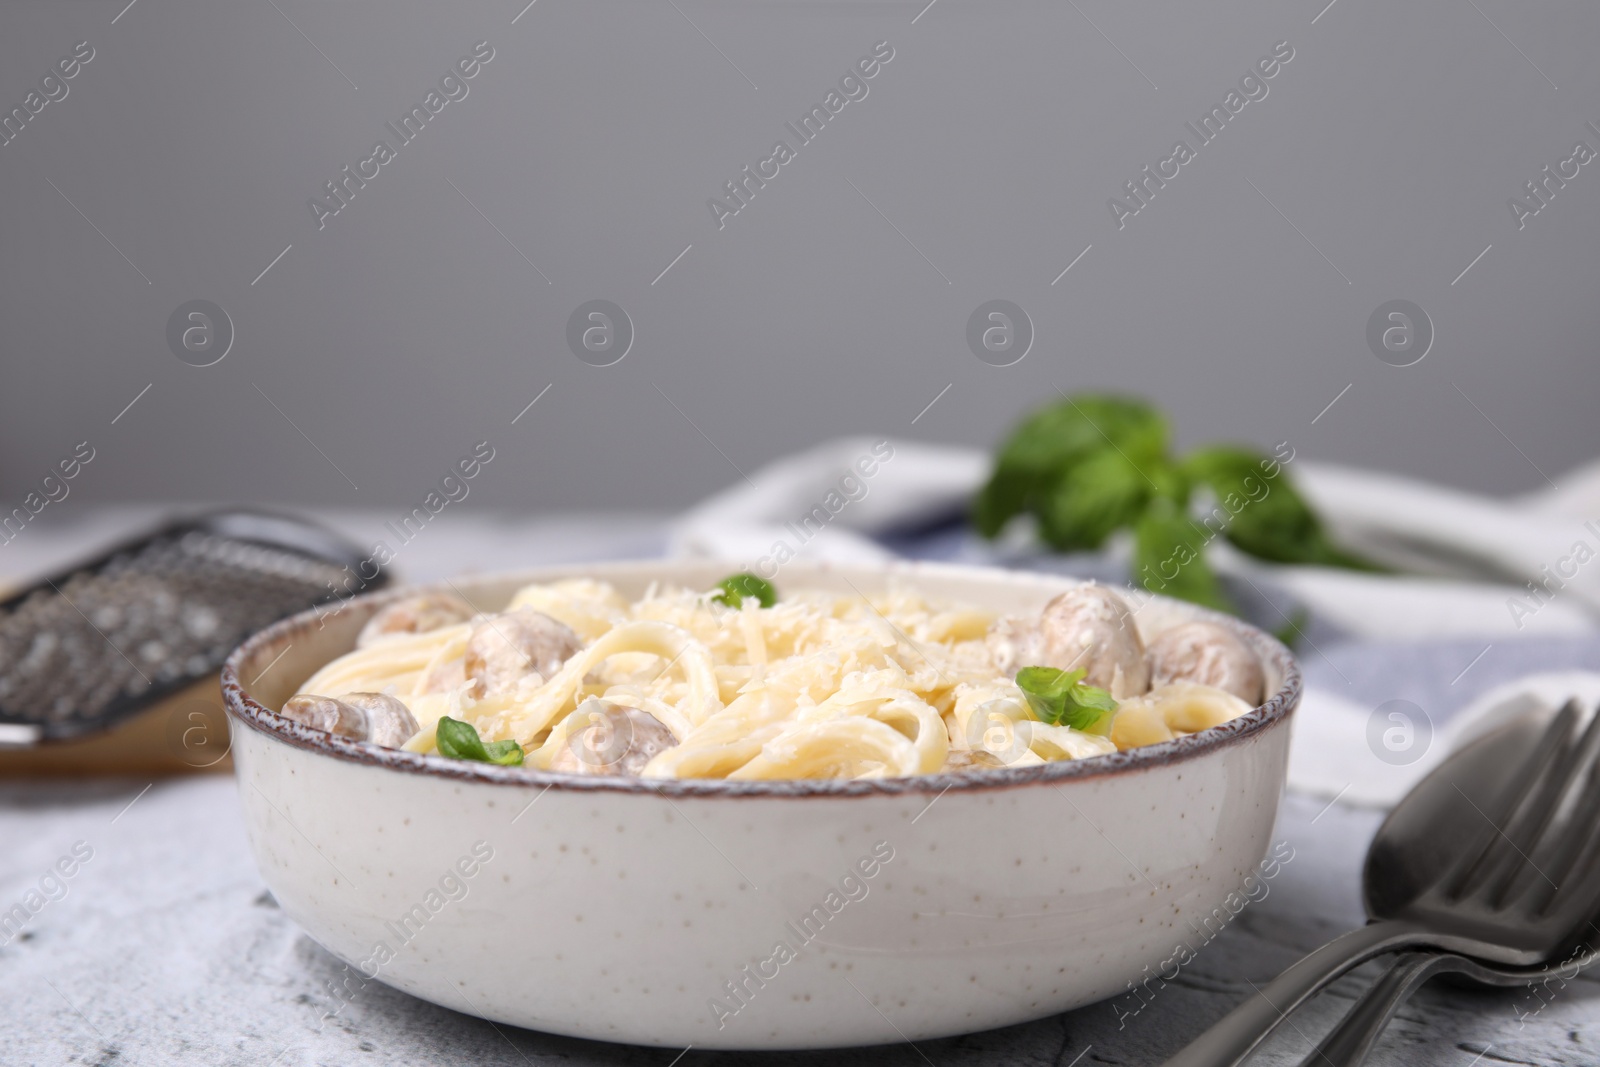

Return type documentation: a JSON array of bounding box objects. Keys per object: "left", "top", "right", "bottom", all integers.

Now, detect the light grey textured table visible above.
[
  {"left": 1, "top": 781, "right": 1594, "bottom": 1067},
  {"left": 1, "top": 510, "right": 1596, "bottom": 1065}
]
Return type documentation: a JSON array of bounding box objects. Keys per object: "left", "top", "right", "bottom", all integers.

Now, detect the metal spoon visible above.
[{"left": 1163, "top": 698, "right": 1600, "bottom": 1067}]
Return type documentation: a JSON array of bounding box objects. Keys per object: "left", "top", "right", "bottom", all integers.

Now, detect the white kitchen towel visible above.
[
  {"left": 1289, "top": 671, "right": 1600, "bottom": 805},
  {"left": 670, "top": 438, "right": 1600, "bottom": 639}
]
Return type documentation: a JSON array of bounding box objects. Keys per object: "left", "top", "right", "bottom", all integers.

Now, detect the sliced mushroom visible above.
[
  {"left": 548, "top": 699, "right": 678, "bottom": 776},
  {"left": 281, "top": 691, "right": 419, "bottom": 748},
  {"left": 464, "top": 607, "right": 583, "bottom": 697},
  {"left": 281, "top": 694, "right": 363, "bottom": 738},
  {"left": 340, "top": 692, "right": 422, "bottom": 747},
  {"left": 1038, "top": 586, "right": 1151, "bottom": 698},
  {"left": 1146, "top": 621, "right": 1264, "bottom": 705},
  {"left": 358, "top": 593, "right": 475, "bottom": 647},
  {"left": 988, "top": 585, "right": 1149, "bottom": 699}
]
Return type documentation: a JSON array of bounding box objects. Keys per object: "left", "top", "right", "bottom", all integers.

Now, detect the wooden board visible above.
[{"left": 0, "top": 676, "right": 233, "bottom": 777}]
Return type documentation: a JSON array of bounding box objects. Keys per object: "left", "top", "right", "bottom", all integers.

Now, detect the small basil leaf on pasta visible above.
[
  {"left": 712, "top": 572, "right": 777, "bottom": 609},
  {"left": 436, "top": 715, "right": 524, "bottom": 766},
  {"left": 479, "top": 739, "right": 525, "bottom": 764},
  {"left": 1015, "top": 666, "right": 1118, "bottom": 735}
]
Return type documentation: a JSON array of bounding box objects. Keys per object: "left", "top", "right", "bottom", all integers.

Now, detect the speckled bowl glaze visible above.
[{"left": 222, "top": 560, "right": 1300, "bottom": 1050}]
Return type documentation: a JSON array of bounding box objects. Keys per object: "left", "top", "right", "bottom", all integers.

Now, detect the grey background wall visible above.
[{"left": 2, "top": 0, "right": 1597, "bottom": 518}]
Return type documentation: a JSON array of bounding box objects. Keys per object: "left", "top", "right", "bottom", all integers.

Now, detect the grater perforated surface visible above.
[{"left": 0, "top": 516, "right": 377, "bottom": 743}]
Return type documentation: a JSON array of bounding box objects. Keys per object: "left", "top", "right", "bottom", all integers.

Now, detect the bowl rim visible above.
[{"left": 221, "top": 559, "right": 1301, "bottom": 798}]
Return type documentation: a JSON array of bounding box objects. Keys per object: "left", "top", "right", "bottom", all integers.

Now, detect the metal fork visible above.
[
  {"left": 1163, "top": 698, "right": 1600, "bottom": 1067},
  {"left": 1297, "top": 935, "right": 1600, "bottom": 1067},
  {"left": 1297, "top": 699, "right": 1600, "bottom": 1066}
]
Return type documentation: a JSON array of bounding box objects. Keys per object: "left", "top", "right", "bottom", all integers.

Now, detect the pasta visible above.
[{"left": 286, "top": 576, "right": 1258, "bottom": 780}]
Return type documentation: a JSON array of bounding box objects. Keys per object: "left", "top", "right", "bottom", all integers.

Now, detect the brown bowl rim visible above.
[{"left": 221, "top": 560, "right": 1302, "bottom": 798}]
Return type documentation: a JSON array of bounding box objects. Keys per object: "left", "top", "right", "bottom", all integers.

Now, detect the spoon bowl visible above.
[{"left": 1362, "top": 705, "right": 1557, "bottom": 935}]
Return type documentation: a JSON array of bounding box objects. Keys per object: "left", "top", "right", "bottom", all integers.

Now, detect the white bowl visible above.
[{"left": 222, "top": 560, "right": 1300, "bottom": 1049}]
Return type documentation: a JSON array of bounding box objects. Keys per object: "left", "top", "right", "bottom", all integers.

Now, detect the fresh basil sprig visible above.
[
  {"left": 974, "top": 394, "right": 1382, "bottom": 613},
  {"left": 1015, "top": 666, "right": 1118, "bottom": 735},
  {"left": 712, "top": 572, "right": 777, "bottom": 609},
  {"left": 436, "top": 716, "right": 524, "bottom": 766}
]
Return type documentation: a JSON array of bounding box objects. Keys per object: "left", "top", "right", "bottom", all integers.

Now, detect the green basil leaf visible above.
[
  {"left": 975, "top": 395, "right": 1169, "bottom": 539},
  {"left": 1015, "top": 665, "right": 1083, "bottom": 725},
  {"left": 1182, "top": 446, "right": 1383, "bottom": 572},
  {"left": 1180, "top": 445, "right": 1274, "bottom": 496},
  {"left": 1228, "top": 488, "right": 1384, "bottom": 570},
  {"left": 1015, "top": 666, "right": 1117, "bottom": 734},
  {"left": 712, "top": 572, "right": 777, "bottom": 609},
  {"left": 1042, "top": 450, "right": 1160, "bottom": 552},
  {"left": 1062, "top": 692, "right": 1118, "bottom": 736},
  {"left": 435, "top": 715, "right": 483, "bottom": 760},
  {"left": 1066, "top": 683, "right": 1118, "bottom": 714},
  {"left": 436, "top": 715, "right": 524, "bottom": 766},
  {"left": 971, "top": 463, "right": 1034, "bottom": 538},
  {"left": 1183, "top": 445, "right": 1312, "bottom": 562},
  {"left": 1133, "top": 503, "right": 1234, "bottom": 613},
  {"left": 479, "top": 739, "right": 526, "bottom": 765}
]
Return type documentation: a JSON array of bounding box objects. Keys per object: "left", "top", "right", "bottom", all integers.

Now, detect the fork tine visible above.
[
  {"left": 1532, "top": 706, "right": 1600, "bottom": 917},
  {"left": 1446, "top": 699, "right": 1581, "bottom": 900},
  {"left": 1486, "top": 699, "right": 1600, "bottom": 906},
  {"left": 1533, "top": 822, "right": 1600, "bottom": 934}
]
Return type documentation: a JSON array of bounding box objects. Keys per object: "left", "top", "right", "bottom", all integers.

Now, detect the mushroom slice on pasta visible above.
[
  {"left": 544, "top": 699, "right": 679, "bottom": 776},
  {"left": 464, "top": 607, "right": 582, "bottom": 697},
  {"left": 281, "top": 691, "right": 419, "bottom": 749},
  {"left": 358, "top": 593, "right": 474, "bottom": 648},
  {"left": 1146, "top": 621, "right": 1264, "bottom": 705},
  {"left": 988, "top": 585, "right": 1150, "bottom": 699}
]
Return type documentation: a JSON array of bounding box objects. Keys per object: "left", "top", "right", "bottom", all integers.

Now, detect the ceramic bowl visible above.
[{"left": 221, "top": 560, "right": 1300, "bottom": 1049}]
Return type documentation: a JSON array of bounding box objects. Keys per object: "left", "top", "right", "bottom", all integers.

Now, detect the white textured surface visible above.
[{"left": 1, "top": 781, "right": 1595, "bottom": 1066}]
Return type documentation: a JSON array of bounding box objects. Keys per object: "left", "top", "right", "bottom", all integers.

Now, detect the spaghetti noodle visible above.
[{"left": 290, "top": 577, "right": 1255, "bottom": 779}]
